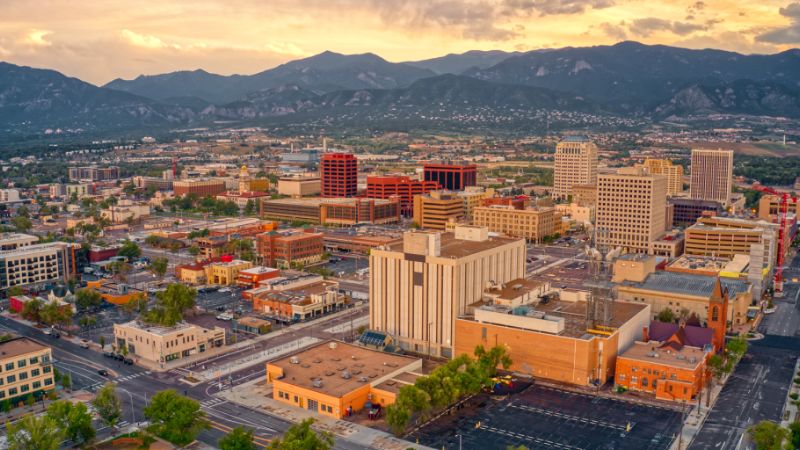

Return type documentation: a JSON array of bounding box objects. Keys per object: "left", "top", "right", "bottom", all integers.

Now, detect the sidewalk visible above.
[
  {"left": 216, "top": 378, "right": 433, "bottom": 450},
  {"left": 781, "top": 357, "right": 800, "bottom": 427},
  {"left": 670, "top": 374, "right": 728, "bottom": 450},
  {"left": 0, "top": 389, "right": 94, "bottom": 424}
]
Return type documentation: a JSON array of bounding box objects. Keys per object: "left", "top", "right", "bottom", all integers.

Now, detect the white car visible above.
[
  {"left": 216, "top": 313, "right": 233, "bottom": 321},
  {"left": 79, "top": 339, "right": 90, "bottom": 349},
  {"left": 219, "top": 287, "right": 231, "bottom": 293}
]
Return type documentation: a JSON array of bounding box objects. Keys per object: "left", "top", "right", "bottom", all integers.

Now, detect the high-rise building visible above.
[
  {"left": 68, "top": 166, "right": 120, "bottom": 182},
  {"left": 320, "top": 153, "right": 357, "bottom": 198},
  {"left": 553, "top": 137, "right": 598, "bottom": 199},
  {"left": 595, "top": 168, "right": 667, "bottom": 253},
  {"left": 173, "top": 179, "right": 226, "bottom": 197},
  {"left": 423, "top": 162, "right": 477, "bottom": 191},
  {"left": 413, "top": 190, "right": 464, "bottom": 230},
  {"left": 0, "top": 242, "right": 76, "bottom": 290},
  {"left": 689, "top": 149, "right": 733, "bottom": 206},
  {"left": 369, "top": 226, "right": 526, "bottom": 357},
  {"left": 366, "top": 176, "right": 439, "bottom": 216},
  {"left": 640, "top": 159, "right": 684, "bottom": 196}
]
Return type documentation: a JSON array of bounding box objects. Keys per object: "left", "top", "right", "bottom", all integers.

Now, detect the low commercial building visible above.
[
  {"left": 458, "top": 187, "right": 496, "bottom": 220},
  {"left": 216, "top": 191, "right": 270, "bottom": 209},
  {"left": 759, "top": 194, "right": 800, "bottom": 222},
  {"left": 196, "top": 236, "right": 229, "bottom": 260},
  {"left": 257, "top": 230, "right": 325, "bottom": 268},
  {"left": 262, "top": 197, "right": 400, "bottom": 226},
  {"left": 173, "top": 179, "right": 226, "bottom": 197},
  {"left": 454, "top": 285, "right": 650, "bottom": 387},
  {"left": 9, "top": 295, "right": 75, "bottom": 315},
  {"left": 648, "top": 232, "right": 685, "bottom": 258},
  {"left": 266, "top": 340, "right": 422, "bottom": 419},
  {"left": 472, "top": 205, "right": 556, "bottom": 243},
  {"left": 232, "top": 316, "right": 272, "bottom": 335},
  {"left": 277, "top": 176, "right": 322, "bottom": 197},
  {"left": 236, "top": 266, "right": 281, "bottom": 288},
  {"left": 175, "top": 261, "right": 209, "bottom": 285},
  {"left": 204, "top": 259, "right": 253, "bottom": 285},
  {"left": 252, "top": 280, "right": 344, "bottom": 321},
  {"left": 413, "top": 190, "right": 464, "bottom": 230},
  {"left": 322, "top": 231, "right": 403, "bottom": 255},
  {"left": 0, "top": 242, "right": 76, "bottom": 291},
  {"left": 100, "top": 200, "right": 151, "bottom": 224},
  {"left": 207, "top": 219, "right": 278, "bottom": 238},
  {"left": 114, "top": 320, "right": 226, "bottom": 367},
  {"left": 85, "top": 280, "right": 146, "bottom": 305},
  {"left": 0, "top": 338, "right": 55, "bottom": 402}
]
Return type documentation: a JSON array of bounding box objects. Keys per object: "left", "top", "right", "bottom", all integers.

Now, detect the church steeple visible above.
[{"left": 707, "top": 277, "right": 729, "bottom": 352}]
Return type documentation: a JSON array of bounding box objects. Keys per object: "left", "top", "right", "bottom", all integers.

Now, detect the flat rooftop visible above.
[
  {"left": 385, "top": 231, "right": 522, "bottom": 259},
  {"left": 239, "top": 266, "right": 280, "bottom": 275},
  {"left": 117, "top": 320, "right": 197, "bottom": 336},
  {"left": 260, "top": 281, "right": 338, "bottom": 305},
  {"left": 484, "top": 278, "right": 545, "bottom": 301},
  {"left": 269, "top": 340, "right": 420, "bottom": 398},
  {"left": 263, "top": 197, "right": 396, "bottom": 207},
  {"left": 619, "top": 341, "right": 706, "bottom": 370},
  {"left": 667, "top": 254, "right": 750, "bottom": 273},
  {"left": 0, "top": 337, "right": 50, "bottom": 359},
  {"left": 620, "top": 271, "right": 750, "bottom": 299}
]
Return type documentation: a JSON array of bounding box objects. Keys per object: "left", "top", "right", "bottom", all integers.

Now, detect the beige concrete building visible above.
[
  {"left": 571, "top": 184, "right": 596, "bottom": 207},
  {"left": 204, "top": 259, "right": 254, "bottom": 285},
  {"left": 100, "top": 200, "right": 151, "bottom": 224},
  {"left": 114, "top": 320, "right": 226, "bottom": 367},
  {"left": 277, "top": 176, "right": 322, "bottom": 197},
  {"left": 0, "top": 242, "right": 76, "bottom": 290},
  {"left": 554, "top": 137, "right": 598, "bottom": 199},
  {"left": 413, "top": 190, "right": 465, "bottom": 230},
  {"left": 640, "top": 159, "right": 684, "bottom": 196},
  {"left": 0, "top": 338, "right": 55, "bottom": 402},
  {"left": 690, "top": 149, "right": 733, "bottom": 206},
  {"left": 596, "top": 168, "right": 668, "bottom": 253},
  {"left": 472, "top": 205, "right": 556, "bottom": 243},
  {"left": 457, "top": 186, "right": 495, "bottom": 220},
  {"left": 0, "top": 233, "right": 38, "bottom": 251},
  {"left": 369, "top": 225, "right": 526, "bottom": 357},
  {"left": 684, "top": 216, "right": 777, "bottom": 261},
  {"left": 758, "top": 194, "right": 800, "bottom": 222}
]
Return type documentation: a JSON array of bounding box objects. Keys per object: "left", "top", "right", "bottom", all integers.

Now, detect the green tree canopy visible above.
[
  {"left": 47, "top": 400, "right": 95, "bottom": 445},
  {"left": 748, "top": 420, "right": 788, "bottom": 450},
  {"left": 150, "top": 257, "right": 169, "bottom": 278},
  {"left": 656, "top": 308, "right": 675, "bottom": 323},
  {"left": 144, "top": 389, "right": 209, "bottom": 446},
  {"left": 75, "top": 288, "right": 103, "bottom": 311},
  {"left": 267, "top": 419, "right": 333, "bottom": 450},
  {"left": 21, "top": 298, "right": 44, "bottom": 323},
  {"left": 6, "top": 414, "right": 65, "bottom": 450},
  {"left": 12, "top": 216, "right": 32, "bottom": 232},
  {"left": 219, "top": 426, "right": 256, "bottom": 450},
  {"left": 142, "top": 283, "right": 197, "bottom": 326},
  {"left": 92, "top": 382, "right": 122, "bottom": 428},
  {"left": 118, "top": 240, "right": 142, "bottom": 260}
]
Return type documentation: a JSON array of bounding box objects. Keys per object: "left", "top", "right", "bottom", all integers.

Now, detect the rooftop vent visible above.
[
  {"left": 290, "top": 356, "right": 300, "bottom": 364},
  {"left": 359, "top": 376, "right": 368, "bottom": 382},
  {"left": 329, "top": 342, "right": 338, "bottom": 350},
  {"left": 342, "top": 370, "right": 351, "bottom": 379},
  {"left": 312, "top": 379, "right": 323, "bottom": 388}
]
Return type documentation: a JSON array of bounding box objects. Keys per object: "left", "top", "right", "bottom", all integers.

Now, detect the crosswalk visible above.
[
  {"left": 200, "top": 397, "right": 227, "bottom": 408},
  {"left": 85, "top": 371, "right": 150, "bottom": 391}
]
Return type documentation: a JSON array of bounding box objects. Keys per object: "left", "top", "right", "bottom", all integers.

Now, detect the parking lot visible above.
[{"left": 416, "top": 384, "right": 682, "bottom": 450}]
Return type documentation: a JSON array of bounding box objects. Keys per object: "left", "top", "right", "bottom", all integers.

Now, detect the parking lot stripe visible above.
[
  {"left": 479, "top": 424, "right": 583, "bottom": 450},
  {"left": 510, "top": 403, "right": 632, "bottom": 431}
]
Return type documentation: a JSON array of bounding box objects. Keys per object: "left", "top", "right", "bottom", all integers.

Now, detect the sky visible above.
[{"left": 1, "top": 0, "right": 799, "bottom": 85}]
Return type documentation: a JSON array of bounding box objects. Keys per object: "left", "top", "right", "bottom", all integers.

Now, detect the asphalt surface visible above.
[{"left": 416, "top": 383, "right": 682, "bottom": 450}]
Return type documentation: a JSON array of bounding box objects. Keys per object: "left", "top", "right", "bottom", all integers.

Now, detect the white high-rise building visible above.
[
  {"left": 690, "top": 149, "right": 733, "bottom": 206},
  {"left": 553, "top": 137, "right": 598, "bottom": 200}
]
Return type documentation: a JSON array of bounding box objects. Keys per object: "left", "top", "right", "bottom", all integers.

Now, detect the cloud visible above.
[
  {"left": 24, "top": 29, "right": 53, "bottom": 47},
  {"left": 598, "top": 21, "right": 627, "bottom": 40},
  {"left": 628, "top": 17, "right": 707, "bottom": 37},
  {"left": 757, "top": 2, "right": 800, "bottom": 44},
  {"left": 120, "top": 29, "right": 175, "bottom": 49},
  {"left": 502, "top": 0, "right": 614, "bottom": 16}
]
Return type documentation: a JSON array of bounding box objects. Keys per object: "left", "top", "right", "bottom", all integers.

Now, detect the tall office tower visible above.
[
  {"left": 595, "top": 167, "right": 668, "bottom": 253},
  {"left": 553, "top": 137, "right": 598, "bottom": 200},
  {"left": 369, "top": 226, "right": 526, "bottom": 358},
  {"left": 689, "top": 149, "right": 733, "bottom": 206},
  {"left": 320, "top": 153, "right": 358, "bottom": 198},
  {"left": 423, "top": 162, "right": 477, "bottom": 191},
  {"left": 413, "top": 191, "right": 465, "bottom": 230},
  {"left": 641, "top": 159, "right": 684, "bottom": 196}
]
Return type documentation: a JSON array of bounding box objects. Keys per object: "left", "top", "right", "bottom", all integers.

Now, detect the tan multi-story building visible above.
[
  {"left": 472, "top": 205, "right": 556, "bottom": 243},
  {"left": 114, "top": 320, "right": 226, "bottom": 367},
  {"left": 173, "top": 179, "right": 226, "bottom": 197},
  {"left": 204, "top": 259, "right": 253, "bottom": 285},
  {"left": 0, "top": 338, "right": 55, "bottom": 402},
  {"left": 0, "top": 242, "right": 76, "bottom": 290},
  {"left": 457, "top": 187, "right": 495, "bottom": 220},
  {"left": 690, "top": 149, "right": 733, "bottom": 206},
  {"left": 553, "top": 137, "right": 598, "bottom": 199},
  {"left": 413, "top": 190, "right": 464, "bottom": 230},
  {"left": 0, "top": 233, "right": 38, "bottom": 251},
  {"left": 369, "top": 226, "right": 526, "bottom": 357},
  {"left": 100, "top": 200, "right": 151, "bottom": 224},
  {"left": 596, "top": 168, "right": 668, "bottom": 253},
  {"left": 684, "top": 216, "right": 778, "bottom": 261},
  {"left": 571, "top": 184, "right": 596, "bottom": 207},
  {"left": 257, "top": 229, "right": 324, "bottom": 268},
  {"left": 277, "top": 176, "right": 321, "bottom": 197},
  {"left": 758, "top": 194, "right": 800, "bottom": 222},
  {"left": 261, "top": 197, "right": 400, "bottom": 226},
  {"left": 640, "top": 159, "right": 684, "bottom": 196}
]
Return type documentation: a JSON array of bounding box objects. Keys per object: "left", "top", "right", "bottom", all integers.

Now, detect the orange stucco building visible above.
[{"left": 266, "top": 340, "right": 421, "bottom": 419}]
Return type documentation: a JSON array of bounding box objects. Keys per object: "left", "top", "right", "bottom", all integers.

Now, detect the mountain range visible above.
[{"left": 3, "top": 41, "right": 800, "bottom": 136}]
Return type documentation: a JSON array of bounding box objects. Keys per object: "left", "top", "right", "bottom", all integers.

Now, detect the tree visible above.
[
  {"left": 60, "top": 372, "right": 72, "bottom": 390},
  {"left": 6, "top": 414, "right": 65, "bottom": 450},
  {"left": 150, "top": 257, "right": 169, "bottom": 278},
  {"left": 243, "top": 200, "right": 256, "bottom": 216},
  {"left": 99, "top": 335, "right": 106, "bottom": 350},
  {"left": 656, "top": 308, "right": 675, "bottom": 323},
  {"left": 74, "top": 288, "right": 103, "bottom": 311},
  {"left": 726, "top": 335, "right": 748, "bottom": 362},
  {"left": 7, "top": 286, "right": 24, "bottom": 297},
  {"left": 789, "top": 421, "right": 800, "bottom": 449},
  {"left": 267, "top": 419, "right": 332, "bottom": 450},
  {"left": 92, "top": 383, "right": 122, "bottom": 428},
  {"left": 187, "top": 245, "right": 200, "bottom": 257},
  {"left": 12, "top": 216, "right": 32, "bottom": 232},
  {"left": 40, "top": 301, "right": 71, "bottom": 329},
  {"left": 143, "top": 283, "right": 197, "bottom": 326},
  {"left": 117, "top": 240, "right": 142, "bottom": 260},
  {"left": 15, "top": 205, "right": 30, "bottom": 218},
  {"left": 47, "top": 400, "right": 95, "bottom": 446},
  {"left": 219, "top": 426, "right": 255, "bottom": 450},
  {"left": 748, "top": 420, "right": 788, "bottom": 450},
  {"left": 21, "top": 298, "right": 44, "bottom": 323},
  {"left": 144, "top": 389, "right": 209, "bottom": 446}
]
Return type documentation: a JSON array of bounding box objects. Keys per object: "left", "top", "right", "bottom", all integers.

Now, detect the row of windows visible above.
[
  {"left": 276, "top": 391, "right": 334, "bottom": 413},
  {"left": 1, "top": 355, "right": 46, "bottom": 373},
  {"left": 0, "top": 377, "right": 52, "bottom": 398}
]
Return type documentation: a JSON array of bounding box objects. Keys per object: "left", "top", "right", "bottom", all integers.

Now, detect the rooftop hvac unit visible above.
[
  {"left": 342, "top": 370, "right": 351, "bottom": 379},
  {"left": 312, "top": 379, "right": 323, "bottom": 388},
  {"left": 290, "top": 356, "right": 300, "bottom": 364},
  {"left": 329, "top": 342, "right": 338, "bottom": 349}
]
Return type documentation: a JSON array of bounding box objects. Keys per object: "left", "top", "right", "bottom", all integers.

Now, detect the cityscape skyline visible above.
[{"left": 1, "top": 0, "right": 799, "bottom": 84}]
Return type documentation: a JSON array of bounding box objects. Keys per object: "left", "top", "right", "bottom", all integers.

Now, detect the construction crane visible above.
[{"left": 751, "top": 183, "right": 798, "bottom": 296}]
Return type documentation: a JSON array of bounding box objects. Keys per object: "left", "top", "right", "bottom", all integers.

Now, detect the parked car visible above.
[
  {"left": 97, "top": 369, "right": 109, "bottom": 377},
  {"left": 216, "top": 313, "right": 233, "bottom": 321},
  {"left": 42, "top": 328, "right": 52, "bottom": 335},
  {"left": 79, "top": 339, "right": 90, "bottom": 349},
  {"left": 103, "top": 351, "right": 114, "bottom": 358},
  {"left": 219, "top": 287, "right": 231, "bottom": 293},
  {"left": 123, "top": 358, "right": 134, "bottom": 365}
]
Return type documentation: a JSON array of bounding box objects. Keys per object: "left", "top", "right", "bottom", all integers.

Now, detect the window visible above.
[
  {"left": 0, "top": 391, "right": 4, "bottom": 398},
  {"left": 17, "top": 360, "right": 25, "bottom": 369},
  {"left": 712, "top": 306, "right": 719, "bottom": 322},
  {"left": 8, "top": 387, "right": 17, "bottom": 396},
  {"left": 630, "top": 376, "right": 638, "bottom": 384},
  {"left": 18, "top": 372, "right": 27, "bottom": 380},
  {"left": 43, "top": 366, "right": 51, "bottom": 374},
  {"left": 20, "top": 384, "right": 28, "bottom": 393},
  {"left": 32, "top": 381, "right": 41, "bottom": 389},
  {"left": 293, "top": 395, "right": 298, "bottom": 403},
  {"left": 6, "top": 375, "right": 14, "bottom": 383},
  {"left": 29, "top": 357, "right": 38, "bottom": 364},
  {"left": 642, "top": 378, "right": 648, "bottom": 387},
  {"left": 4, "top": 363, "right": 12, "bottom": 371},
  {"left": 31, "top": 369, "right": 39, "bottom": 377},
  {"left": 44, "top": 378, "right": 53, "bottom": 386},
  {"left": 618, "top": 374, "right": 626, "bottom": 381}
]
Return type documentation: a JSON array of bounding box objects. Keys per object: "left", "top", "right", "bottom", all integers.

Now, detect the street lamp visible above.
[{"left": 118, "top": 387, "right": 136, "bottom": 425}]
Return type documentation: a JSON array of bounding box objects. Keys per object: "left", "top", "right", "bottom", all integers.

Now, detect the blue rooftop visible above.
[
  {"left": 624, "top": 271, "right": 750, "bottom": 298},
  {"left": 562, "top": 136, "right": 590, "bottom": 143}
]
